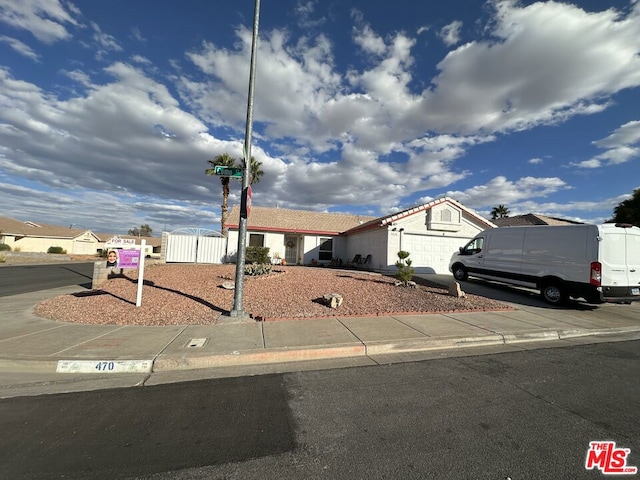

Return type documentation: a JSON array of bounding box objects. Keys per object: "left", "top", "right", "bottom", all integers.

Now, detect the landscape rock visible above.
[
  {"left": 221, "top": 281, "right": 235, "bottom": 290},
  {"left": 322, "top": 293, "right": 343, "bottom": 309},
  {"left": 448, "top": 281, "right": 466, "bottom": 298}
]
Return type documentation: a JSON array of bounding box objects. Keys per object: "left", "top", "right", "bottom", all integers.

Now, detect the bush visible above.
[
  {"left": 245, "top": 246, "right": 270, "bottom": 264},
  {"left": 0, "top": 243, "right": 11, "bottom": 251},
  {"left": 244, "top": 262, "right": 272, "bottom": 276},
  {"left": 0, "top": 252, "right": 5, "bottom": 263},
  {"left": 47, "top": 246, "right": 67, "bottom": 254},
  {"left": 395, "top": 250, "right": 415, "bottom": 285}
]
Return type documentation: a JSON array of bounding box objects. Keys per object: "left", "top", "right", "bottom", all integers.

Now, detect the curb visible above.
[{"left": 152, "top": 344, "right": 367, "bottom": 371}]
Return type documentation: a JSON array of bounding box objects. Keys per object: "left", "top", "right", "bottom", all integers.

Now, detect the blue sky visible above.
[{"left": 0, "top": 0, "right": 639, "bottom": 235}]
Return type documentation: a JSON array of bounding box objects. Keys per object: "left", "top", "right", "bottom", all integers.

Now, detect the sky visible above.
[{"left": 1, "top": 0, "right": 639, "bottom": 235}]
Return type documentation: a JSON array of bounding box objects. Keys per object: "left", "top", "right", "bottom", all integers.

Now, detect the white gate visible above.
[{"left": 165, "top": 228, "right": 227, "bottom": 264}]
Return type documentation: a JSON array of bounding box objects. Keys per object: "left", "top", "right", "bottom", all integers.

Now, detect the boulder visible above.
[
  {"left": 322, "top": 293, "right": 343, "bottom": 309},
  {"left": 221, "top": 281, "right": 235, "bottom": 290},
  {"left": 448, "top": 281, "right": 466, "bottom": 298}
]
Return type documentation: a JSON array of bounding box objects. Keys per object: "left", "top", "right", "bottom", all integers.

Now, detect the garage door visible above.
[{"left": 401, "top": 233, "right": 467, "bottom": 274}]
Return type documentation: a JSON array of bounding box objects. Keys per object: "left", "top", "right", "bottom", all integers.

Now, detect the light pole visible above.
[{"left": 229, "top": 0, "right": 260, "bottom": 319}]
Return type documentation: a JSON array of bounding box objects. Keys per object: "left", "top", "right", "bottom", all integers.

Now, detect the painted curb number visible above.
[{"left": 56, "top": 359, "right": 152, "bottom": 373}]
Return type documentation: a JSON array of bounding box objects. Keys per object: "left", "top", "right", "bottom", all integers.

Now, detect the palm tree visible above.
[
  {"left": 205, "top": 153, "right": 237, "bottom": 236},
  {"left": 249, "top": 156, "right": 264, "bottom": 185},
  {"left": 490, "top": 204, "right": 510, "bottom": 220}
]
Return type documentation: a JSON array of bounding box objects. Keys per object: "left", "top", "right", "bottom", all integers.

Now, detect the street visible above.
[
  {"left": 0, "top": 263, "right": 94, "bottom": 296},
  {"left": 1, "top": 340, "right": 638, "bottom": 479}
]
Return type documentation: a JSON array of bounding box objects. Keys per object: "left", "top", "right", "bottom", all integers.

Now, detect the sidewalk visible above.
[{"left": 2, "top": 278, "right": 640, "bottom": 376}]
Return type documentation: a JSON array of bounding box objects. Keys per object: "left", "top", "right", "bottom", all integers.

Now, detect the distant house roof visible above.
[
  {"left": 343, "top": 197, "right": 497, "bottom": 235},
  {"left": 95, "top": 233, "right": 163, "bottom": 247},
  {"left": 492, "top": 214, "right": 583, "bottom": 227},
  {"left": 227, "top": 205, "right": 377, "bottom": 235},
  {"left": 0, "top": 216, "right": 96, "bottom": 240}
]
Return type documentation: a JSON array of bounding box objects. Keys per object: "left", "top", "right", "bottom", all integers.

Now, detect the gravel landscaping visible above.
[{"left": 34, "top": 264, "right": 512, "bottom": 325}]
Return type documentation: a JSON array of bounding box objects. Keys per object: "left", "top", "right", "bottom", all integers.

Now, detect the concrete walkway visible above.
[{"left": 2, "top": 276, "right": 640, "bottom": 376}]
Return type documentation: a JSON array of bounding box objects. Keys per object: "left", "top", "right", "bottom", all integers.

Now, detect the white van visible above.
[{"left": 449, "top": 223, "right": 640, "bottom": 305}]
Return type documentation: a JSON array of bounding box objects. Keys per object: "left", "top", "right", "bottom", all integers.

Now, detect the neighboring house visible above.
[
  {"left": 0, "top": 216, "right": 100, "bottom": 254},
  {"left": 226, "top": 205, "right": 376, "bottom": 266},
  {"left": 493, "top": 214, "right": 583, "bottom": 227},
  {"left": 341, "top": 197, "right": 496, "bottom": 274},
  {"left": 227, "top": 197, "right": 495, "bottom": 274},
  {"left": 95, "top": 233, "right": 162, "bottom": 258},
  {"left": 0, "top": 216, "right": 161, "bottom": 257}
]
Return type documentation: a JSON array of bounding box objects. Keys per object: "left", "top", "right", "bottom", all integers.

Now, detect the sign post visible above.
[{"left": 136, "top": 239, "right": 146, "bottom": 307}]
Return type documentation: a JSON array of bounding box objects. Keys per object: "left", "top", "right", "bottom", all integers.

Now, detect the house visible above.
[
  {"left": 226, "top": 197, "right": 495, "bottom": 274},
  {"left": 492, "top": 214, "right": 583, "bottom": 227},
  {"left": 341, "top": 197, "right": 496, "bottom": 274},
  {"left": 226, "top": 206, "right": 376, "bottom": 265},
  {"left": 0, "top": 216, "right": 161, "bottom": 257},
  {"left": 0, "top": 217, "right": 100, "bottom": 254}
]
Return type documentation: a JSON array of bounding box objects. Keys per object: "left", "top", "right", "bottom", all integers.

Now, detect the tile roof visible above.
[
  {"left": 0, "top": 217, "right": 161, "bottom": 246},
  {"left": 343, "top": 197, "right": 497, "bottom": 235},
  {"left": 493, "top": 214, "right": 583, "bottom": 227},
  {"left": 0, "top": 216, "right": 93, "bottom": 239},
  {"left": 227, "top": 205, "right": 377, "bottom": 235}
]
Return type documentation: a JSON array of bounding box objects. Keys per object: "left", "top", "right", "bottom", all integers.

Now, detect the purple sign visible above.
[
  {"left": 118, "top": 249, "right": 141, "bottom": 269},
  {"left": 106, "top": 248, "right": 140, "bottom": 269}
]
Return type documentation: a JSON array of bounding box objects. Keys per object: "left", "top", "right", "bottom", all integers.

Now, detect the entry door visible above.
[{"left": 284, "top": 235, "right": 298, "bottom": 265}]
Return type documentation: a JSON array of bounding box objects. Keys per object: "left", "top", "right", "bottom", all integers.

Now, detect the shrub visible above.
[
  {"left": 395, "top": 250, "right": 415, "bottom": 285},
  {"left": 47, "top": 246, "right": 67, "bottom": 254},
  {"left": 244, "top": 262, "right": 272, "bottom": 276},
  {"left": 0, "top": 243, "right": 11, "bottom": 251},
  {"left": 245, "top": 246, "right": 270, "bottom": 264},
  {"left": 0, "top": 252, "right": 5, "bottom": 263}
]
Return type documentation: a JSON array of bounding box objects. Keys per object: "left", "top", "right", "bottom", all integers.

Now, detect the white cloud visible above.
[
  {"left": 417, "top": 1, "right": 640, "bottom": 134},
  {"left": 0, "top": 35, "right": 40, "bottom": 61},
  {"left": 0, "top": 0, "right": 79, "bottom": 44},
  {"left": 575, "top": 120, "right": 640, "bottom": 168},
  {"left": 438, "top": 20, "right": 463, "bottom": 46}
]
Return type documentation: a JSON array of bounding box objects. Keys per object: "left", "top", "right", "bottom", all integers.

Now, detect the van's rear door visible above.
[
  {"left": 600, "top": 225, "right": 640, "bottom": 296},
  {"left": 626, "top": 228, "right": 640, "bottom": 295}
]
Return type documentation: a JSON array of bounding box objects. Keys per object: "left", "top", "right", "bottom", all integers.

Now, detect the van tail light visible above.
[{"left": 590, "top": 262, "right": 602, "bottom": 286}]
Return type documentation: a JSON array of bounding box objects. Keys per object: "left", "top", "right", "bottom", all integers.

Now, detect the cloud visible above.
[
  {"left": 575, "top": 120, "right": 640, "bottom": 168},
  {"left": 0, "top": 0, "right": 79, "bottom": 44},
  {"left": 0, "top": 35, "right": 40, "bottom": 61},
  {"left": 417, "top": 0, "right": 640, "bottom": 134},
  {"left": 438, "top": 20, "right": 463, "bottom": 46}
]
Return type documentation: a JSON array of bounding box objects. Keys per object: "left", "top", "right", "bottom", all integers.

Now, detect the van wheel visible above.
[
  {"left": 541, "top": 282, "right": 567, "bottom": 305},
  {"left": 452, "top": 264, "right": 468, "bottom": 281}
]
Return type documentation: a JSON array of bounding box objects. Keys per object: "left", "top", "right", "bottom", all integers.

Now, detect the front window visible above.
[
  {"left": 319, "top": 237, "right": 333, "bottom": 261},
  {"left": 249, "top": 234, "right": 264, "bottom": 247}
]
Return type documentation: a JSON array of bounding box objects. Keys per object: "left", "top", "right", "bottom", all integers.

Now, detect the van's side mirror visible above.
[{"left": 459, "top": 247, "right": 464, "bottom": 254}]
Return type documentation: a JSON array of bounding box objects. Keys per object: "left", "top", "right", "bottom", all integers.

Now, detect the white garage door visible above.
[{"left": 401, "top": 233, "right": 467, "bottom": 274}]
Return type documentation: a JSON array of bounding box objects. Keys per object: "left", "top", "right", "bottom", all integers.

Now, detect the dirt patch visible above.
[{"left": 34, "top": 264, "right": 513, "bottom": 326}]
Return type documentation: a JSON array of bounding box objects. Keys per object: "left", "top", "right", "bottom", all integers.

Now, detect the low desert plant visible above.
[
  {"left": 0, "top": 252, "right": 6, "bottom": 263},
  {"left": 47, "top": 246, "right": 67, "bottom": 254},
  {"left": 0, "top": 243, "right": 11, "bottom": 251},
  {"left": 244, "top": 262, "right": 272, "bottom": 276}
]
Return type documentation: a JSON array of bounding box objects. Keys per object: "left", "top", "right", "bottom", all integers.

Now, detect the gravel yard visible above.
[{"left": 34, "top": 264, "right": 512, "bottom": 325}]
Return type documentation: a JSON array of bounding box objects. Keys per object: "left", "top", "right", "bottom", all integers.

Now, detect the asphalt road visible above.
[
  {"left": 0, "top": 263, "right": 94, "bottom": 296},
  {"left": 1, "top": 340, "right": 638, "bottom": 479}
]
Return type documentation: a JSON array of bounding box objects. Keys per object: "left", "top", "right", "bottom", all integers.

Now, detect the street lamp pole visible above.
[{"left": 230, "top": 0, "right": 260, "bottom": 318}]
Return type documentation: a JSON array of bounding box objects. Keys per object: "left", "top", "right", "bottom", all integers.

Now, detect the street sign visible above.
[{"left": 213, "top": 166, "right": 243, "bottom": 178}]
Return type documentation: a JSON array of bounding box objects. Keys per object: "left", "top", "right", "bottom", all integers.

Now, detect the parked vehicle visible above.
[{"left": 449, "top": 223, "right": 640, "bottom": 305}]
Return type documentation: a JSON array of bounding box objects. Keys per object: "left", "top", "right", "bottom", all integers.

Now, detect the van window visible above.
[{"left": 461, "top": 237, "right": 484, "bottom": 255}]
